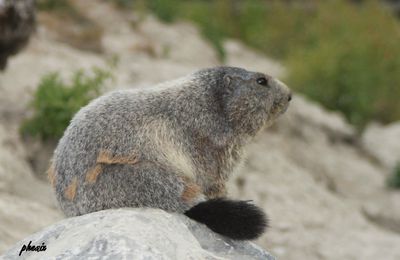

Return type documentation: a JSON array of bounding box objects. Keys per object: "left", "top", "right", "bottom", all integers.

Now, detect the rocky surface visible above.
[
  {"left": 3, "top": 209, "right": 275, "bottom": 260},
  {"left": 0, "top": 122, "right": 62, "bottom": 253},
  {"left": 0, "top": 0, "right": 400, "bottom": 259},
  {"left": 362, "top": 122, "right": 400, "bottom": 171}
]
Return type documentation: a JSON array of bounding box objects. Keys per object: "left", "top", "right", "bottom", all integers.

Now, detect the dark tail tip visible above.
[{"left": 184, "top": 198, "right": 268, "bottom": 240}]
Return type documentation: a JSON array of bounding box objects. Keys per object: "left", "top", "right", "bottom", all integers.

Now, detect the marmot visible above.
[{"left": 48, "top": 66, "right": 291, "bottom": 240}]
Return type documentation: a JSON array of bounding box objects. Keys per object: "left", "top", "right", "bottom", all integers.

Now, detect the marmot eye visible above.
[{"left": 256, "top": 77, "right": 268, "bottom": 86}]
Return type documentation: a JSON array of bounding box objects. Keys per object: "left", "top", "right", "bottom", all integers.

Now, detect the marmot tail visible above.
[{"left": 184, "top": 198, "right": 268, "bottom": 240}]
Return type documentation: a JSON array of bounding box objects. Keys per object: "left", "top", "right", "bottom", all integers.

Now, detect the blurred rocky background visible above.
[{"left": 1, "top": 0, "right": 400, "bottom": 259}]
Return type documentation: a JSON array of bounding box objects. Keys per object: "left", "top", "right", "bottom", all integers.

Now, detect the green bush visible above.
[
  {"left": 235, "top": 1, "right": 314, "bottom": 59},
  {"left": 287, "top": 1, "right": 400, "bottom": 129},
  {"left": 21, "top": 68, "right": 111, "bottom": 140},
  {"left": 146, "top": 0, "right": 181, "bottom": 23},
  {"left": 37, "top": 0, "right": 72, "bottom": 11},
  {"left": 107, "top": 0, "right": 135, "bottom": 9},
  {"left": 387, "top": 163, "right": 400, "bottom": 189}
]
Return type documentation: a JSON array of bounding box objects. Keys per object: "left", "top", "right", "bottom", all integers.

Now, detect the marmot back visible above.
[{"left": 49, "top": 66, "right": 291, "bottom": 240}]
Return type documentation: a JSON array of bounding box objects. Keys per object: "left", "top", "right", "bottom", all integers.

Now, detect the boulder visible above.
[{"left": 2, "top": 209, "right": 275, "bottom": 260}]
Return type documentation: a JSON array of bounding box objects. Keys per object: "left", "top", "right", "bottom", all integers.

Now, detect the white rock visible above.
[
  {"left": 0, "top": 193, "right": 61, "bottom": 254},
  {"left": 362, "top": 122, "right": 400, "bottom": 171},
  {"left": 2, "top": 209, "right": 275, "bottom": 260}
]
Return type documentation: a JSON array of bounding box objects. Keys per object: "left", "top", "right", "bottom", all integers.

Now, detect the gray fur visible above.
[{"left": 51, "top": 66, "right": 291, "bottom": 217}]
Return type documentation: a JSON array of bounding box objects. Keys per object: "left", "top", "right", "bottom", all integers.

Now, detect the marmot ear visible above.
[{"left": 223, "top": 75, "right": 232, "bottom": 86}]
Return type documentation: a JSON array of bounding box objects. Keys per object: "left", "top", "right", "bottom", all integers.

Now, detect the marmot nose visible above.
[{"left": 288, "top": 93, "right": 292, "bottom": 102}]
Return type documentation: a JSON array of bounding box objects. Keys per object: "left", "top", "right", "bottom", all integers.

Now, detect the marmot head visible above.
[{"left": 210, "top": 67, "right": 292, "bottom": 136}]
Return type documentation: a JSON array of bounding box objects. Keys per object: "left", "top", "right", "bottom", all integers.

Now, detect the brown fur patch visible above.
[
  {"left": 97, "top": 150, "right": 138, "bottom": 165},
  {"left": 84, "top": 150, "right": 138, "bottom": 184},
  {"left": 64, "top": 177, "right": 78, "bottom": 201},
  {"left": 85, "top": 164, "right": 103, "bottom": 184},
  {"left": 46, "top": 163, "right": 56, "bottom": 188},
  {"left": 181, "top": 178, "right": 202, "bottom": 203}
]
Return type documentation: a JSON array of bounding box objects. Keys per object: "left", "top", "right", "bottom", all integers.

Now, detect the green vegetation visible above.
[
  {"left": 287, "top": 1, "right": 400, "bottom": 129},
  {"left": 36, "top": 0, "right": 73, "bottom": 12},
  {"left": 21, "top": 68, "right": 111, "bottom": 141},
  {"left": 387, "top": 163, "right": 400, "bottom": 189},
  {"left": 107, "top": 0, "right": 135, "bottom": 9}
]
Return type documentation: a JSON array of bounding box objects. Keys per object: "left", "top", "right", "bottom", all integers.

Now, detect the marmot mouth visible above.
[{"left": 271, "top": 100, "right": 289, "bottom": 116}]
